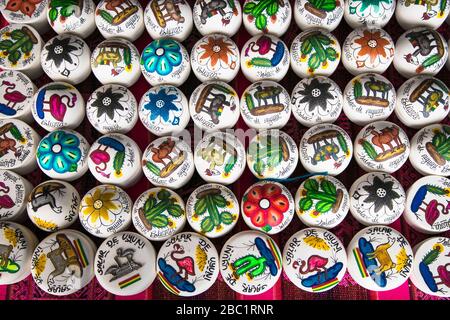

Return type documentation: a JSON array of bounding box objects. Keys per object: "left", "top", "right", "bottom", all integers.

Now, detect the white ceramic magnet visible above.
[
  {"left": 47, "top": 0, "right": 96, "bottom": 38},
  {"left": 343, "top": 73, "right": 396, "bottom": 126},
  {"left": 290, "top": 29, "right": 341, "bottom": 78},
  {"left": 193, "top": 0, "right": 242, "bottom": 37},
  {"left": 291, "top": 76, "right": 342, "bottom": 127},
  {"left": 293, "top": 0, "right": 344, "bottom": 31},
  {"left": 394, "top": 28, "right": 448, "bottom": 78},
  {"left": 142, "top": 136, "right": 194, "bottom": 189},
  {"left": 241, "top": 34, "right": 289, "bottom": 82},
  {"left": 247, "top": 129, "right": 299, "bottom": 179},
  {"left": 86, "top": 84, "right": 138, "bottom": 135},
  {"left": 31, "top": 229, "right": 96, "bottom": 296},
  {"left": 283, "top": 228, "right": 347, "bottom": 292},
  {"left": 220, "top": 230, "right": 282, "bottom": 295},
  {"left": 395, "top": 0, "right": 450, "bottom": 30},
  {"left": 349, "top": 172, "right": 405, "bottom": 226},
  {"left": 299, "top": 124, "right": 352, "bottom": 176},
  {"left": 242, "top": 0, "right": 292, "bottom": 37},
  {"left": 0, "top": 170, "right": 32, "bottom": 221},
  {"left": 0, "top": 0, "right": 49, "bottom": 33},
  {"left": 344, "top": 0, "right": 395, "bottom": 28},
  {"left": 295, "top": 175, "right": 349, "bottom": 228}
]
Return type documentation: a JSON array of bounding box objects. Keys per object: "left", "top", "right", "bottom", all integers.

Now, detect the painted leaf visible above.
[
  {"left": 150, "top": 215, "right": 169, "bottom": 228},
  {"left": 337, "top": 134, "right": 348, "bottom": 154},
  {"left": 266, "top": 2, "right": 279, "bottom": 16},
  {"left": 317, "top": 34, "right": 331, "bottom": 45},
  {"left": 255, "top": 13, "right": 267, "bottom": 31},
  {"left": 212, "top": 194, "right": 227, "bottom": 207},
  {"left": 100, "top": 10, "right": 114, "bottom": 24},
  {"left": 301, "top": 38, "right": 313, "bottom": 55},
  {"left": 304, "top": 178, "right": 319, "bottom": 192},
  {"left": 8, "top": 50, "right": 21, "bottom": 63},
  {"left": 220, "top": 211, "right": 234, "bottom": 225},
  {"left": 308, "top": 52, "right": 321, "bottom": 70},
  {"left": 299, "top": 197, "right": 313, "bottom": 211},
  {"left": 48, "top": 8, "right": 58, "bottom": 22},
  {"left": 353, "top": 80, "right": 363, "bottom": 97},
  {"left": 157, "top": 189, "right": 171, "bottom": 201},
  {"left": 321, "top": 179, "right": 336, "bottom": 195},
  {"left": 426, "top": 185, "right": 447, "bottom": 196},
  {"left": 201, "top": 216, "right": 214, "bottom": 233},
  {"left": 0, "top": 40, "right": 13, "bottom": 50},
  {"left": 167, "top": 204, "right": 183, "bottom": 218},
  {"left": 432, "top": 132, "right": 446, "bottom": 148},
  {"left": 10, "top": 30, "right": 24, "bottom": 41},
  {"left": 144, "top": 196, "right": 156, "bottom": 213},
  {"left": 316, "top": 200, "right": 333, "bottom": 213},
  {"left": 326, "top": 47, "right": 337, "bottom": 61},
  {"left": 21, "top": 41, "right": 33, "bottom": 53},
  {"left": 243, "top": 2, "right": 256, "bottom": 13},
  {"left": 194, "top": 198, "right": 207, "bottom": 215}
]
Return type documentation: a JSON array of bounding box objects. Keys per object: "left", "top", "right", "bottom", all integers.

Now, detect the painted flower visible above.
[
  {"left": 360, "top": 176, "right": 400, "bottom": 212},
  {"left": 197, "top": 35, "right": 236, "bottom": 70},
  {"left": 243, "top": 183, "right": 289, "bottom": 232},
  {"left": 80, "top": 186, "right": 121, "bottom": 228},
  {"left": 91, "top": 87, "right": 125, "bottom": 122},
  {"left": 144, "top": 88, "right": 180, "bottom": 124},
  {"left": 352, "top": 0, "right": 393, "bottom": 17},
  {"left": 37, "top": 130, "right": 81, "bottom": 174},
  {"left": 353, "top": 29, "right": 391, "bottom": 66},
  {"left": 43, "top": 36, "right": 83, "bottom": 76},
  {"left": 141, "top": 39, "right": 182, "bottom": 76},
  {"left": 5, "top": 0, "right": 42, "bottom": 17},
  {"left": 298, "top": 78, "right": 333, "bottom": 112}
]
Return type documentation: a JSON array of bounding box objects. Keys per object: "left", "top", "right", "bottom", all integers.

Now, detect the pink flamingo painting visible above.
[
  {"left": 0, "top": 181, "right": 14, "bottom": 209},
  {"left": 170, "top": 244, "right": 195, "bottom": 280},
  {"left": 0, "top": 81, "right": 27, "bottom": 116},
  {"left": 293, "top": 255, "right": 329, "bottom": 280},
  {"left": 35, "top": 85, "right": 77, "bottom": 122},
  {"left": 436, "top": 263, "right": 450, "bottom": 288}
]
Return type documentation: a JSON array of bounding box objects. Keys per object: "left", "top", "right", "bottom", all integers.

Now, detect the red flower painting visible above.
[{"left": 5, "top": 0, "right": 42, "bottom": 17}]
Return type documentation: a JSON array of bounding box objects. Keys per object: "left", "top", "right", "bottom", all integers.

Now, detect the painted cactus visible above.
[
  {"left": 300, "top": 31, "right": 338, "bottom": 73},
  {"left": 139, "top": 189, "right": 183, "bottom": 229},
  {"left": 243, "top": 0, "right": 282, "bottom": 32},
  {"left": 194, "top": 188, "right": 234, "bottom": 233},
  {"left": 248, "top": 137, "right": 285, "bottom": 176},
  {"left": 48, "top": 0, "right": 81, "bottom": 25},
  {"left": 298, "top": 178, "right": 343, "bottom": 216},
  {"left": 426, "top": 126, "right": 450, "bottom": 166},
  {"left": 0, "top": 27, "right": 37, "bottom": 64}
]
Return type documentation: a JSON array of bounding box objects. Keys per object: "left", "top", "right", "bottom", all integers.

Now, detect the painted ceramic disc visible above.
[
  {"left": 247, "top": 129, "right": 299, "bottom": 179},
  {"left": 242, "top": 0, "right": 292, "bottom": 37},
  {"left": 32, "top": 82, "right": 85, "bottom": 132},
  {"left": 295, "top": 175, "right": 349, "bottom": 229},
  {"left": 95, "top": 231, "right": 157, "bottom": 296},
  {"left": 394, "top": 76, "right": 449, "bottom": 129},
  {"left": 394, "top": 28, "right": 448, "bottom": 78},
  {"left": 86, "top": 84, "right": 138, "bottom": 135},
  {"left": 293, "top": 0, "right": 343, "bottom": 31},
  {"left": 349, "top": 172, "right": 405, "bottom": 226},
  {"left": 291, "top": 76, "right": 343, "bottom": 127},
  {"left": 290, "top": 30, "right": 341, "bottom": 78},
  {"left": 157, "top": 232, "right": 219, "bottom": 297},
  {"left": 242, "top": 181, "right": 294, "bottom": 235},
  {"left": 186, "top": 183, "right": 239, "bottom": 238},
  {"left": 142, "top": 136, "right": 194, "bottom": 189},
  {"left": 240, "top": 34, "right": 290, "bottom": 82},
  {"left": 299, "top": 124, "right": 353, "bottom": 176},
  {"left": 0, "top": 221, "right": 38, "bottom": 285},
  {"left": 410, "top": 237, "right": 450, "bottom": 297},
  {"left": 395, "top": 0, "right": 450, "bottom": 30},
  {"left": 47, "top": 0, "right": 96, "bottom": 38},
  {"left": 27, "top": 180, "right": 80, "bottom": 232},
  {"left": 404, "top": 175, "right": 450, "bottom": 234},
  {"left": 220, "top": 230, "right": 282, "bottom": 295},
  {"left": 132, "top": 187, "right": 186, "bottom": 241},
  {"left": 0, "top": 0, "right": 49, "bottom": 33},
  {"left": 194, "top": 131, "right": 245, "bottom": 185},
  {"left": 344, "top": 0, "right": 395, "bottom": 29},
  {"left": 343, "top": 73, "right": 396, "bottom": 126},
  {"left": 346, "top": 226, "right": 413, "bottom": 291},
  {"left": 240, "top": 81, "right": 291, "bottom": 130},
  {"left": 0, "top": 169, "right": 32, "bottom": 221},
  {"left": 283, "top": 228, "right": 347, "bottom": 292},
  {"left": 31, "top": 229, "right": 96, "bottom": 296},
  {"left": 354, "top": 121, "right": 410, "bottom": 173},
  {"left": 190, "top": 81, "right": 240, "bottom": 132},
  {"left": 193, "top": 0, "right": 242, "bottom": 37},
  {"left": 79, "top": 185, "right": 132, "bottom": 238}
]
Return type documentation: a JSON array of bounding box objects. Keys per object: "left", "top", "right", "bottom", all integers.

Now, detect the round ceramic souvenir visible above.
[
  {"left": 395, "top": 76, "right": 449, "bottom": 129},
  {"left": 32, "top": 82, "right": 85, "bottom": 132},
  {"left": 247, "top": 129, "right": 299, "bottom": 179},
  {"left": 41, "top": 34, "right": 91, "bottom": 85},
  {"left": 132, "top": 187, "right": 186, "bottom": 241},
  {"left": 88, "top": 134, "right": 142, "bottom": 188},
  {"left": 220, "top": 230, "right": 282, "bottom": 295},
  {"left": 91, "top": 39, "right": 140, "bottom": 87},
  {"left": 86, "top": 84, "right": 138, "bottom": 135},
  {"left": 139, "top": 85, "right": 189, "bottom": 137},
  {"left": 0, "top": 70, "right": 36, "bottom": 122},
  {"left": 142, "top": 136, "right": 194, "bottom": 189},
  {"left": 27, "top": 180, "right": 80, "bottom": 232},
  {"left": 344, "top": 0, "right": 395, "bottom": 28},
  {"left": 295, "top": 175, "right": 349, "bottom": 228},
  {"left": 347, "top": 226, "right": 413, "bottom": 291},
  {"left": 283, "top": 228, "right": 347, "bottom": 292},
  {"left": 404, "top": 175, "right": 450, "bottom": 234},
  {"left": 290, "top": 29, "right": 341, "bottom": 78},
  {"left": 240, "top": 34, "right": 290, "bottom": 82},
  {"left": 291, "top": 76, "right": 343, "bottom": 127},
  {"left": 293, "top": 0, "right": 344, "bottom": 31},
  {"left": 395, "top": 0, "right": 450, "bottom": 30},
  {"left": 194, "top": 131, "right": 245, "bottom": 185},
  {"left": 0, "top": 170, "right": 32, "bottom": 221},
  {"left": 0, "top": 221, "right": 38, "bottom": 285},
  {"left": 189, "top": 81, "right": 239, "bottom": 132},
  {"left": 0, "top": 119, "right": 39, "bottom": 175},
  {"left": 157, "top": 232, "right": 219, "bottom": 296},
  {"left": 47, "top": 0, "right": 96, "bottom": 38},
  {"left": 0, "top": 0, "right": 49, "bottom": 33},
  {"left": 410, "top": 124, "right": 450, "bottom": 176},
  {"left": 140, "top": 39, "right": 190, "bottom": 87},
  {"left": 95, "top": 0, "right": 144, "bottom": 41},
  {"left": 31, "top": 229, "right": 96, "bottom": 296},
  {"left": 343, "top": 73, "right": 396, "bottom": 126},
  {"left": 349, "top": 172, "right": 406, "bottom": 226},
  {"left": 342, "top": 27, "right": 395, "bottom": 75},
  {"left": 193, "top": 0, "right": 242, "bottom": 37},
  {"left": 242, "top": 0, "right": 292, "bottom": 37},
  {"left": 186, "top": 183, "right": 239, "bottom": 238},
  {"left": 144, "top": 0, "right": 193, "bottom": 42},
  {"left": 410, "top": 237, "right": 450, "bottom": 297},
  {"left": 242, "top": 181, "right": 294, "bottom": 235},
  {"left": 354, "top": 121, "right": 410, "bottom": 173},
  {"left": 394, "top": 28, "right": 448, "bottom": 78},
  {"left": 240, "top": 81, "right": 291, "bottom": 130},
  {"left": 0, "top": 24, "right": 43, "bottom": 79},
  {"left": 95, "top": 231, "right": 156, "bottom": 296},
  {"left": 36, "top": 129, "right": 90, "bottom": 181},
  {"left": 299, "top": 124, "right": 353, "bottom": 176}
]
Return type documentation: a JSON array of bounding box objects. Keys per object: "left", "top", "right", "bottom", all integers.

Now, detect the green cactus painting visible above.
[
  {"left": 139, "top": 189, "right": 183, "bottom": 230},
  {"left": 243, "top": 0, "right": 284, "bottom": 32},
  {"left": 0, "top": 26, "right": 38, "bottom": 64},
  {"left": 305, "top": 0, "right": 338, "bottom": 18},
  {"left": 299, "top": 30, "right": 339, "bottom": 74},
  {"left": 248, "top": 135, "right": 288, "bottom": 177},
  {"left": 426, "top": 126, "right": 450, "bottom": 166},
  {"left": 298, "top": 177, "right": 343, "bottom": 217}
]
